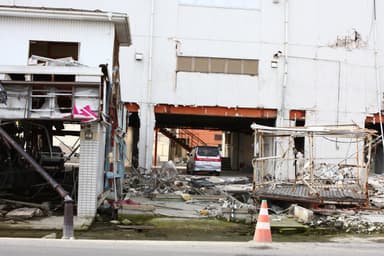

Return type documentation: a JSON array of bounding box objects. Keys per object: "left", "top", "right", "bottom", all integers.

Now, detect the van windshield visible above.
[{"left": 197, "top": 146, "right": 219, "bottom": 157}]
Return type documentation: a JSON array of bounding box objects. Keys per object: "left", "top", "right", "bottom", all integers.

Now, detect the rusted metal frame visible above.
[
  {"left": 254, "top": 189, "right": 365, "bottom": 205},
  {"left": 154, "top": 128, "right": 158, "bottom": 167},
  {"left": 252, "top": 130, "right": 264, "bottom": 191},
  {"left": 251, "top": 124, "right": 376, "bottom": 206},
  {"left": 252, "top": 130, "right": 258, "bottom": 190},
  {"left": 309, "top": 132, "right": 314, "bottom": 184},
  {"left": 338, "top": 163, "right": 366, "bottom": 168},
  {"left": 356, "top": 135, "right": 360, "bottom": 186},
  {"left": 154, "top": 104, "right": 278, "bottom": 118},
  {"left": 255, "top": 155, "right": 282, "bottom": 161},
  {"left": 288, "top": 135, "right": 295, "bottom": 182},
  {"left": 260, "top": 132, "right": 265, "bottom": 183},
  {"left": 251, "top": 130, "right": 257, "bottom": 192},
  {"left": 180, "top": 129, "right": 207, "bottom": 148},
  {"left": 0, "top": 127, "right": 74, "bottom": 239},
  {"left": 365, "top": 134, "right": 372, "bottom": 203},
  {"left": 253, "top": 193, "right": 324, "bottom": 204},
  {"left": 302, "top": 177, "right": 319, "bottom": 196}
]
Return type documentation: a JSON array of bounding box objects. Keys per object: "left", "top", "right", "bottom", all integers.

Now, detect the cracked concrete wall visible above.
[{"left": 3, "top": 0, "right": 384, "bottom": 169}]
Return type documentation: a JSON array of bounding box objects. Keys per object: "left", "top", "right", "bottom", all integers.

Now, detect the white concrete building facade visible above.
[
  {"left": 121, "top": 0, "right": 384, "bottom": 171},
  {"left": 1, "top": 0, "right": 384, "bottom": 173}
]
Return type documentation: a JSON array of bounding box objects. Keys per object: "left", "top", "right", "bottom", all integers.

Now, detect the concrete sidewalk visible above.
[{"left": 0, "top": 216, "right": 93, "bottom": 230}]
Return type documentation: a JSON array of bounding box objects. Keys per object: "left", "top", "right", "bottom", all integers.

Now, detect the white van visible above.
[{"left": 186, "top": 146, "right": 221, "bottom": 176}]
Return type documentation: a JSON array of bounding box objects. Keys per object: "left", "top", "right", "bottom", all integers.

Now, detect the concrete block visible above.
[
  {"left": 6, "top": 207, "right": 43, "bottom": 219},
  {"left": 293, "top": 205, "right": 313, "bottom": 224}
]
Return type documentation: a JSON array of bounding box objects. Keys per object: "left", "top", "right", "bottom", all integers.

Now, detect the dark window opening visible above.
[
  {"left": 214, "top": 134, "right": 222, "bottom": 141},
  {"left": 29, "top": 40, "right": 79, "bottom": 61},
  {"left": 9, "top": 74, "right": 25, "bottom": 81},
  {"left": 31, "top": 85, "right": 73, "bottom": 113},
  {"left": 294, "top": 119, "right": 305, "bottom": 155},
  {"left": 32, "top": 74, "right": 75, "bottom": 82}
]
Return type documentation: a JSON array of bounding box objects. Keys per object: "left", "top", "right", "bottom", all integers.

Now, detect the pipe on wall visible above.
[{"left": 280, "top": 0, "right": 289, "bottom": 125}]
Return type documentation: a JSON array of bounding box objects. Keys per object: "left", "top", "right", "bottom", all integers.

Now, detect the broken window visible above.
[
  {"left": 31, "top": 85, "right": 73, "bottom": 115},
  {"left": 29, "top": 40, "right": 79, "bottom": 61},
  {"left": 27, "top": 41, "right": 82, "bottom": 116}
]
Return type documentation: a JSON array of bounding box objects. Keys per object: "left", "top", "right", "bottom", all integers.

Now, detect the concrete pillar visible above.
[
  {"left": 138, "top": 103, "right": 155, "bottom": 170},
  {"left": 230, "top": 132, "right": 239, "bottom": 170},
  {"left": 77, "top": 122, "right": 106, "bottom": 217},
  {"left": 125, "top": 127, "right": 134, "bottom": 167}
]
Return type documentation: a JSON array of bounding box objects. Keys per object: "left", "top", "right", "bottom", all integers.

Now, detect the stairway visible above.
[{"left": 159, "top": 128, "right": 206, "bottom": 152}]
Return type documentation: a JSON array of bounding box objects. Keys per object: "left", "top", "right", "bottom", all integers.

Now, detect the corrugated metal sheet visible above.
[{"left": 254, "top": 184, "right": 366, "bottom": 205}]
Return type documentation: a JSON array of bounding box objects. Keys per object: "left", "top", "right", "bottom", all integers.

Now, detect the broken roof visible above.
[
  {"left": 250, "top": 123, "right": 377, "bottom": 137},
  {"left": 0, "top": 5, "right": 131, "bottom": 46}
]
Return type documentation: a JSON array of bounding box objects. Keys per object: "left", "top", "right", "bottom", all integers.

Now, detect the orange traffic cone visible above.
[{"left": 253, "top": 199, "right": 272, "bottom": 242}]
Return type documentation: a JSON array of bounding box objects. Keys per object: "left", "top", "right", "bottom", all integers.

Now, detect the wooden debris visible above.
[{"left": 116, "top": 225, "right": 155, "bottom": 230}]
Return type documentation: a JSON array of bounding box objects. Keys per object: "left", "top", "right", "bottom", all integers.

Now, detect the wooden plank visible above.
[{"left": 116, "top": 225, "right": 155, "bottom": 230}]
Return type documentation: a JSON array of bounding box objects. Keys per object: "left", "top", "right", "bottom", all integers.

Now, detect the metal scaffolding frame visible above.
[{"left": 250, "top": 123, "right": 378, "bottom": 206}]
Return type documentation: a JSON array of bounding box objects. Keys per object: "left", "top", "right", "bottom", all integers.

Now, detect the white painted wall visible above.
[
  {"left": 1, "top": 0, "right": 384, "bottom": 169},
  {"left": 0, "top": 16, "right": 114, "bottom": 67},
  {"left": 114, "top": 0, "right": 383, "bottom": 126}
]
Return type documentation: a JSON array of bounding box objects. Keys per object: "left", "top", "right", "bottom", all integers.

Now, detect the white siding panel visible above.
[
  {"left": 0, "top": 16, "right": 114, "bottom": 67},
  {"left": 119, "top": 39, "right": 150, "bottom": 103}
]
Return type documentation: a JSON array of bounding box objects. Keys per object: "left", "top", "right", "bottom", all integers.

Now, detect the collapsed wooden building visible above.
[{"left": 251, "top": 123, "right": 378, "bottom": 207}]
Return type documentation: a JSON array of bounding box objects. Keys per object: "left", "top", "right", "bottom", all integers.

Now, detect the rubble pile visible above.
[
  {"left": 114, "top": 161, "right": 384, "bottom": 234},
  {"left": 311, "top": 210, "right": 384, "bottom": 234},
  {"left": 0, "top": 199, "right": 51, "bottom": 222},
  {"left": 121, "top": 161, "right": 256, "bottom": 221},
  {"left": 368, "top": 174, "right": 384, "bottom": 208}
]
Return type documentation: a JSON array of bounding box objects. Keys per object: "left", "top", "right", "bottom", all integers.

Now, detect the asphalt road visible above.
[{"left": 0, "top": 238, "right": 383, "bottom": 256}]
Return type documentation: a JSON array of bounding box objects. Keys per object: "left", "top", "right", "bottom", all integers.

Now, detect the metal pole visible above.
[
  {"left": 62, "top": 195, "right": 74, "bottom": 239},
  {"left": 154, "top": 128, "right": 158, "bottom": 167},
  {"left": 0, "top": 127, "right": 74, "bottom": 239}
]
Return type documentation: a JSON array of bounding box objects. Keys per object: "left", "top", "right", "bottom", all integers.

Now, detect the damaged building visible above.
[
  {"left": 250, "top": 123, "right": 378, "bottom": 207},
  {"left": 117, "top": 0, "right": 384, "bottom": 179},
  {"left": 1, "top": 0, "right": 384, "bottom": 219},
  {"left": 0, "top": 6, "right": 131, "bottom": 218}
]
